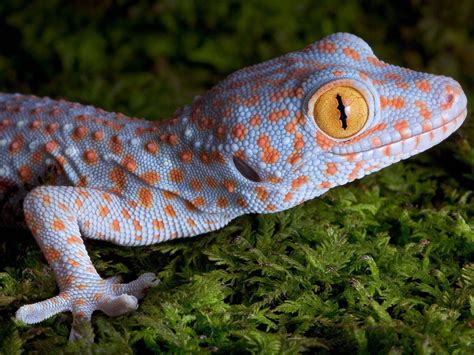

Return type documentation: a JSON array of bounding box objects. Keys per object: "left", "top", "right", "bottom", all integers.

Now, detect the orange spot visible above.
[
  {"left": 153, "top": 219, "right": 164, "bottom": 230},
  {"left": 200, "top": 151, "right": 210, "bottom": 164},
  {"left": 359, "top": 71, "right": 369, "bottom": 81},
  {"left": 43, "top": 195, "right": 51, "bottom": 206},
  {"left": 73, "top": 126, "right": 88, "bottom": 140},
  {"left": 393, "top": 120, "right": 410, "bottom": 139},
  {"left": 270, "top": 88, "right": 305, "bottom": 101},
  {"left": 232, "top": 123, "right": 248, "bottom": 140},
  {"left": 333, "top": 69, "right": 343, "bottom": 76},
  {"left": 416, "top": 80, "right": 431, "bottom": 93},
  {"left": 17, "top": 165, "right": 33, "bottom": 182},
  {"left": 45, "top": 123, "right": 59, "bottom": 134},
  {"left": 164, "top": 204, "right": 177, "bottom": 218},
  {"left": 268, "top": 109, "right": 289, "bottom": 122},
  {"left": 236, "top": 196, "right": 248, "bottom": 208},
  {"left": 255, "top": 186, "right": 269, "bottom": 202},
  {"left": 111, "top": 219, "right": 121, "bottom": 232},
  {"left": 205, "top": 176, "right": 218, "bottom": 188},
  {"left": 266, "top": 204, "right": 276, "bottom": 211},
  {"left": 44, "top": 140, "right": 59, "bottom": 153},
  {"left": 317, "top": 41, "right": 337, "bottom": 53},
  {"left": 343, "top": 47, "right": 360, "bottom": 61},
  {"left": 190, "top": 179, "right": 202, "bottom": 191},
  {"left": 217, "top": 197, "right": 229, "bottom": 208},
  {"left": 102, "top": 193, "right": 113, "bottom": 203},
  {"left": 396, "top": 81, "right": 409, "bottom": 89},
  {"left": 250, "top": 114, "right": 261, "bottom": 126},
  {"left": 287, "top": 152, "right": 302, "bottom": 166},
  {"left": 83, "top": 150, "right": 98, "bottom": 165},
  {"left": 192, "top": 196, "right": 206, "bottom": 207},
  {"left": 198, "top": 116, "right": 215, "bottom": 130},
  {"left": 371, "top": 137, "right": 382, "bottom": 147},
  {"left": 43, "top": 247, "right": 61, "bottom": 263},
  {"left": 415, "top": 100, "right": 432, "bottom": 119},
  {"left": 162, "top": 190, "right": 178, "bottom": 200},
  {"left": 109, "top": 135, "right": 123, "bottom": 155},
  {"left": 122, "top": 208, "right": 131, "bottom": 219},
  {"left": 216, "top": 126, "right": 226, "bottom": 140},
  {"left": 326, "top": 163, "right": 338, "bottom": 176},
  {"left": 294, "top": 133, "right": 305, "bottom": 150},
  {"left": 385, "top": 73, "right": 401, "bottom": 80},
  {"left": 291, "top": 176, "right": 309, "bottom": 190},
  {"left": 380, "top": 96, "right": 405, "bottom": 109},
  {"left": 262, "top": 148, "right": 280, "bottom": 164},
  {"left": 68, "top": 259, "right": 80, "bottom": 268},
  {"left": 67, "top": 235, "right": 83, "bottom": 244},
  {"left": 140, "top": 171, "right": 160, "bottom": 185},
  {"left": 121, "top": 155, "right": 137, "bottom": 172},
  {"left": 9, "top": 137, "right": 24, "bottom": 154},
  {"left": 422, "top": 122, "right": 432, "bottom": 132},
  {"left": 109, "top": 166, "right": 127, "bottom": 193},
  {"left": 319, "top": 181, "right": 332, "bottom": 189},
  {"left": 367, "top": 56, "right": 387, "bottom": 67},
  {"left": 145, "top": 141, "right": 158, "bottom": 154},
  {"left": 29, "top": 120, "right": 41, "bottom": 129},
  {"left": 138, "top": 187, "right": 153, "bottom": 208},
  {"left": 99, "top": 205, "right": 110, "bottom": 217},
  {"left": 75, "top": 197, "right": 83, "bottom": 209},
  {"left": 169, "top": 168, "right": 184, "bottom": 183},
  {"left": 133, "top": 219, "right": 142, "bottom": 232},
  {"left": 92, "top": 130, "right": 104, "bottom": 141},
  {"left": 179, "top": 150, "right": 193, "bottom": 163},
  {"left": 257, "top": 135, "right": 270, "bottom": 148},
  {"left": 223, "top": 179, "right": 236, "bottom": 193},
  {"left": 284, "top": 192, "right": 293, "bottom": 202},
  {"left": 184, "top": 200, "right": 197, "bottom": 211}
]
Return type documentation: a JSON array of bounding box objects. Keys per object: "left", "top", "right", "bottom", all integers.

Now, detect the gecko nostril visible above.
[{"left": 446, "top": 94, "right": 454, "bottom": 104}]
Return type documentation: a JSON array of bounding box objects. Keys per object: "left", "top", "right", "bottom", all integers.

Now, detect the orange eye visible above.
[{"left": 309, "top": 86, "right": 369, "bottom": 139}]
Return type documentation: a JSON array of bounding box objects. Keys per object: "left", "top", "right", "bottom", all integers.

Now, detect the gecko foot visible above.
[{"left": 16, "top": 272, "right": 160, "bottom": 340}]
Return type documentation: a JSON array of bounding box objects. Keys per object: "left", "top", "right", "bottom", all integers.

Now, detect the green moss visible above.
[{"left": 0, "top": 1, "right": 473, "bottom": 353}]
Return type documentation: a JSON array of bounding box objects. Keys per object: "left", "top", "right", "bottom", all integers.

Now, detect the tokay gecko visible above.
[{"left": 0, "top": 33, "right": 467, "bottom": 339}]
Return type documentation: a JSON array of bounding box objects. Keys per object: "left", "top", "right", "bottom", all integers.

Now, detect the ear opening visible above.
[{"left": 232, "top": 156, "right": 261, "bottom": 182}]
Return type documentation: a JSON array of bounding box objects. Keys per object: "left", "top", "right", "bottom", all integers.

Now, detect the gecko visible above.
[{"left": 0, "top": 33, "right": 467, "bottom": 340}]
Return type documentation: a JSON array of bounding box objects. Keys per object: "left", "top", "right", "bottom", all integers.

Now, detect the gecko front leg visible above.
[{"left": 16, "top": 186, "right": 160, "bottom": 340}]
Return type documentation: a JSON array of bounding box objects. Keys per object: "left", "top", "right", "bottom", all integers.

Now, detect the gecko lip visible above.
[{"left": 330, "top": 108, "right": 467, "bottom": 157}]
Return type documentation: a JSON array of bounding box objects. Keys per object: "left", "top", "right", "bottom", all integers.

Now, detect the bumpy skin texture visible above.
[{"left": 0, "top": 33, "right": 467, "bottom": 339}]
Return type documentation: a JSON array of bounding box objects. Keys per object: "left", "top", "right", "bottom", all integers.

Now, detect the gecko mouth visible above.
[{"left": 330, "top": 108, "right": 467, "bottom": 157}]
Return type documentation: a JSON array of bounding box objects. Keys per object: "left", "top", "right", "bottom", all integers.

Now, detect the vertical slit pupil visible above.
[{"left": 336, "top": 94, "right": 348, "bottom": 130}]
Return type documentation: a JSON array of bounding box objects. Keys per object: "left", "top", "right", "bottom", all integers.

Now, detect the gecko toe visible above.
[
  {"left": 98, "top": 294, "right": 138, "bottom": 317},
  {"left": 110, "top": 272, "right": 160, "bottom": 299},
  {"left": 16, "top": 292, "right": 71, "bottom": 324}
]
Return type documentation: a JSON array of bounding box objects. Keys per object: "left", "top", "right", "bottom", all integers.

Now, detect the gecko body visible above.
[{"left": 0, "top": 33, "right": 467, "bottom": 339}]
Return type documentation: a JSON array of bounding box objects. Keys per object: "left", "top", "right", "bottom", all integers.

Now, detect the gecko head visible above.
[{"left": 178, "top": 33, "right": 467, "bottom": 216}]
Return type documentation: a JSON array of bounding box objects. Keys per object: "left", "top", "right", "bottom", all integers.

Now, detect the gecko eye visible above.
[
  {"left": 309, "top": 85, "right": 369, "bottom": 139},
  {"left": 233, "top": 156, "right": 261, "bottom": 182}
]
